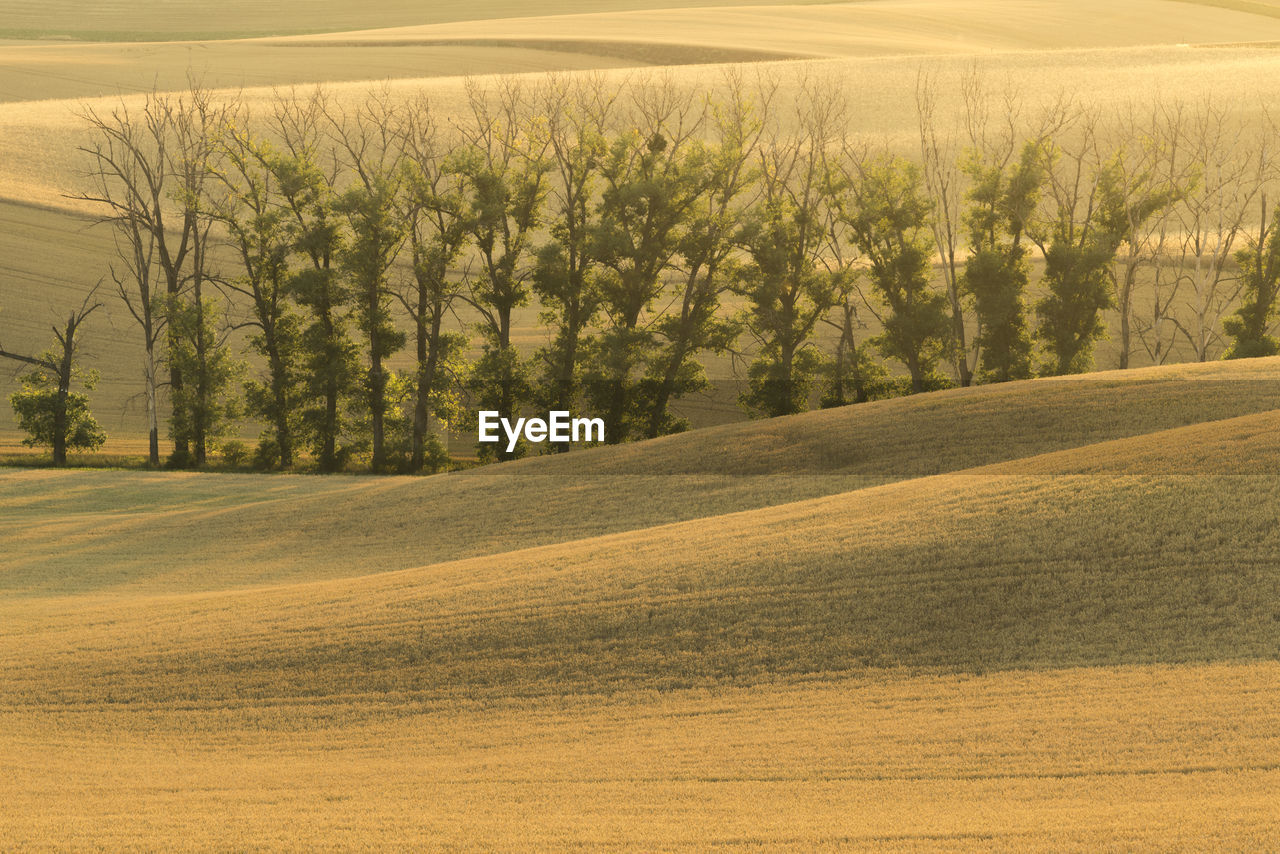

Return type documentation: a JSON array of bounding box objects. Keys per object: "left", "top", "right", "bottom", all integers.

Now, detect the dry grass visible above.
[
  {"left": 4, "top": 358, "right": 1279, "bottom": 595},
  {"left": 307, "top": 0, "right": 1280, "bottom": 55},
  {"left": 4, "top": 358, "right": 1280, "bottom": 846},
  {"left": 1, "top": 663, "right": 1276, "bottom": 849},
  {"left": 4, "top": 6, "right": 1280, "bottom": 847}
]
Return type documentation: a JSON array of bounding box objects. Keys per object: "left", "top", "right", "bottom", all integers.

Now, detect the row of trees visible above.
[{"left": 6, "top": 70, "right": 1280, "bottom": 470}]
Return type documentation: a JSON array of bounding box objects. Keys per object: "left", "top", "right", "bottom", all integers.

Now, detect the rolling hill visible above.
[
  {"left": 2, "top": 360, "right": 1279, "bottom": 847},
  {"left": 3, "top": 2, "right": 1280, "bottom": 847},
  {"left": 4, "top": 357, "right": 1279, "bottom": 595}
]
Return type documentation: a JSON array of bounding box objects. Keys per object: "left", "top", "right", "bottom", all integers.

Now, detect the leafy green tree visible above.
[
  {"left": 960, "top": 140, "right": 1044, "bottom": 383},
  {"left": 329, "top": 94, "right": 409, "bottom": 473},
  {"left": 1224, "top": 212, "right": 1280, "bottom": 359},
  {"left": 821, "top": 272, "right": 893, "bottom": 407},
  {"left": 846, "top": 156, "right": 950, "bottom": 393},
  {"left": 455, "top": 80, "right": 549, "bottom": 460},
  {"left": 214, "top": 123, "right": 304, "bottom": 469},
  {"left": 531, "top": 78, "right": 612, "bottom": 449},
  {"left": 270, "top": 91, "right": 359, "bottom": 471},
  {"left": 166, "top": 292, "right": 242, "bottom": 465},
  {"left": 1031, "top": 127, "right": 1161, "bottom": 376},
  {"left": 586, "top": 84, "right": 707, "bottom": 443},
  {"left": 643, "top": 83, "right": 757, "bottom": 438},
  {"left": 1, "top": 295, "right": 105, "bottom": 465},
  {"left": 734, "top": 83, "right": 845, "bottom": 418}
]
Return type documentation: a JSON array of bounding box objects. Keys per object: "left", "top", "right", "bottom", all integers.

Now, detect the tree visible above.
[
  {"left": 846, "top": 155, "right": 951, "bottom": 393},
  {"left": 916, "top": 68, "right": 974, "bottom": 386},
  {"left": 399, "top": 93, "right": 471, "bottom": 471},
  {"left": 960, "top": 139, "right": 1044, "bottom": 383},
  {"left": 642, "top": 74, "right": 758, "bottom": 438},
  {"left": 531, "top": 75, "right": 614, "bottom": 449},
  {"left": 166, "top": 292, "right": 241, "bottom": 464},
  {"left": 270, "top": 89, "right": 359, "bottom": 471},
  {"left": 734, "top": 75, "right": 844, "bottom": 417},
  {"left": 328, "top": 90, "right": 408, "bottom": 472},
  {"left": 212, "top": 118, "right": 304, "bottom": 469},
  {"left": 1107, "top": 105, "right": 1189, "bottom": 369},
  {"left": 1159, "top": 101, "right": 1272, "bottom": 362},
  {"left": 77, "top": 84, "right": 227, "bottom": 467},
  {"left": 1032, "top": 112, "right": 1128, "bottom": 376},
  {"left": 1224, "top": 197, "right": 1280, "bottom": 359},
  {"left": 455, "top": 79, "right": 549, "bottom": 460},
  {"left": 1, "top": 292, "right": 105, "bottom": 465},
  {"left": 586, "top": 76, "right": 708, "bottom": 442}
]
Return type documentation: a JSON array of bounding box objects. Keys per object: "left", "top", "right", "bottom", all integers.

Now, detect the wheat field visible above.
[
  {"left": 4, "top": 1, "right": 1280, "bottom": 849},
  {"left": 4, "top": 359, "right": 1280, "bottom": 847}
]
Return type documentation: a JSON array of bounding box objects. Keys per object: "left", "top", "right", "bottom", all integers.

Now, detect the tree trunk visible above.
[
  {"left": 145, "top": 346, "right": 160, "bottom": 468},
  {"left": 266, "top": 337, "right": 292, "bottom": 469}
]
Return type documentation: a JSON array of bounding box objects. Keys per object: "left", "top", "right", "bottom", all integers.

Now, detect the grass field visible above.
[
  {"left": 3, "top": 359, "right": 1280, "bottom": 847},
  {"left": 4, "top": 1, "right": 1280, "bottom": 848}
]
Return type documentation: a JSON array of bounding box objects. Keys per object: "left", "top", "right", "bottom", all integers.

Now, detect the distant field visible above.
[
  {"left": 3, "top": 358, "right": 1280, "bottom": 846},
  {"left": 0, "top": 0, "right": 834, "bottom": 41},
  {"left": 7, "top": 40, "right": 1280, "bottom": 443}
]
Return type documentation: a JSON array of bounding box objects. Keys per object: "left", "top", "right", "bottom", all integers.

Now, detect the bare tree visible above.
[
  {"left": 1155, "top": 102, "right": 1273, "bottom": 361},
  {"left": 398, "top": 92, "right": 470, "bottom": 471},
  {"left": 76, "top": 83, "right": 226, "bottom": 466},
  {"left": 916, "top": 67, "right": 972, "bottom": 386},
  {"left": 1107, "top": 101, "right": 1190, "bottom": 369}
]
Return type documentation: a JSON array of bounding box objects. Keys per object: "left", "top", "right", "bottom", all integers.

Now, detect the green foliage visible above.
[
  {"left": 10, "top": 378, "right": 106, "bottom": 455},
  {"left": 1033, "top": 149, "right": 1177, "bottom": 376},
  {"left": 216, "top": 131, "right": 308, "bottom": 468},
  {"left": 219, "top": 439, "right": 250, "bottom": 468},
  {"left": 821, "top": 339, "right": 893, "bottom": 407},
  {"left": 586, "top": 126, "right": 707, "bottom": 442},
  {"left": 735, "top": 190, "right": 841, "bottom": 417},
  {"left": 166, "top": 294, "right": 243, "bottom": 465},
  {"left": 470, "top": 346, "right": 533, "bottom": 461},
  {"left": 1224, "top": 224, "right": 1280, "bottom": 359},
  {"left": 272, "top": 145, "right": 358, "bottom": 473},
  {"left": 960, "top": 141, "right": 1042, "bottom": 383},
  {"left": 741, "top": 345, "right": 827, "bottom": 417},
  {"left": 847, "top": 156, "right": 951, "bottom": 392},
  {"left": 291, "top": 264, "right": 360, "bottom": 471}
]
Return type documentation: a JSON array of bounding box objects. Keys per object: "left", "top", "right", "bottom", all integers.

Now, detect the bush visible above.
[
  {"left": 219, "top": 440, "right": 250, "bottom": 468},
  {"left": 10, "top": 386, "right": 106, "bottom": 456},
  {"left": 252, "top": 437, "right": 281, "bottom": 471}
]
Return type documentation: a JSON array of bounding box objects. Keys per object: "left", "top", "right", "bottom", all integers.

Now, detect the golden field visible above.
[
  {"left": 4, "top": 1, "right": 1280, "bottom": 849},
  {"left": 4, "top": 358, "right": 1280, "bottom": 847}
]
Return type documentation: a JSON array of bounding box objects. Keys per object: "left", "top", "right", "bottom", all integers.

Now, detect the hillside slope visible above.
[
  {"left": 4, "top": 359, "right": 1279, "bottom": 595},
  {"left": 310, "top": 0, "right": 1280, "bottom": 56},
  {"left": 5, "top": 404, "right": 1280, "bottom": 707},
  {"left": 3, "top": 365, "right": 1279, "bottom": 849}
]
